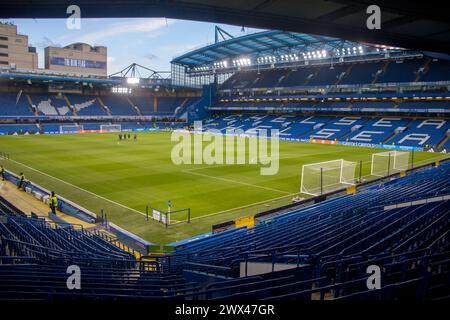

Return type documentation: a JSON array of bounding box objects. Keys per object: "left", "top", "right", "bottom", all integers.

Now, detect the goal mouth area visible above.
[
  {"left": 145, "top": 205, "right": 191, "bottom": 227},
  {"left": 59, "top": 125, "right": 83, "bottom": 134},
  {"left": 300, "top": 159, "right": 357, "bottom": 197},
  {"left": 371, "top": 151, "right": 410, "bottom": 177},
  {"left": 100, "top": 125, "right": 122, "bottom": 133}
]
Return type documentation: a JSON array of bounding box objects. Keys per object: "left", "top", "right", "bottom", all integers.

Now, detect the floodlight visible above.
[{"left": 127, "top": 77, "right": 140, "bottom": 84}]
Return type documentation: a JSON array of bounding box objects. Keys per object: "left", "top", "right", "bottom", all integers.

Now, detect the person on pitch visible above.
[{"left": 0, "top": 165, "right": 5, "bottom": 181}]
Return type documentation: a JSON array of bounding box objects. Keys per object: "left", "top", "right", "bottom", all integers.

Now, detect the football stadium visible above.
[{"left": 0, "top": 0, "right": 449, "bottom": 308}]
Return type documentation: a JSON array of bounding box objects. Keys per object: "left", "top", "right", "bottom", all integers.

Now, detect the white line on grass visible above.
[
  {"left": 6, "top": 158, "right": 148, "bottom": 218},
  {"left": 5, "top": 153, "right": 446, "bottom": 225},
  {"left": 186, "top": 193, "right": 298, "bottom": 222},
  {"left": 182, "top": 169, "right": 292, "bottom": 195}
]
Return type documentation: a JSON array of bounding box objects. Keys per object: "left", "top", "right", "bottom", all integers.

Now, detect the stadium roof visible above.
[
  {"left": 1, "top": 1, "right": 449, "bottom": 54},
  {"left": 171, "top": 30, "right": 375, "bottom": 67}
]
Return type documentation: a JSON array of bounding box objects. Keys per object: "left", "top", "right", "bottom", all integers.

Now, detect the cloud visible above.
[
  {"left": 34, "top": 36, "right": 62, "bottom": 49},
  {"left": 144, "top": 53, "right": 159, "bottom": 60},
  {"left": 64, "top": 18, "right": 174, "bottom": 44}
]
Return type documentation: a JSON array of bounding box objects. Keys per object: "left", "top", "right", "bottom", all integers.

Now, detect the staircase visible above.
[
  {"left": 339, "top": 130, "right": 353, "bottom": 140},
  {"left": 251, "top": 76, "right": 262, "bottom": 88},
  {"left": 436, "top": 135, "right": 449, "bottom": 151},
  {"left": 415, "top": 58, "right": 431, "bottom": 82},
  {"left": 278, "top": 69, "right": 293, "bottom": 86},
  {"left": 126, "top": 97, "right": 143, "bottom": 116},
  {"left": 176, "top": 98, "right": 189, "bottom": 115},
  {"left": 383, "top": 131, "right": 399, "bottom": 144},
  {"left": 383, "top": 118, "right": 414, "bottom": 144},
  {"left": 97, "top": 96, "right": 112, "bottom": 116},
  {"left": 372, "top": 61, "right": 390, "bottom": 84},
  {"left": 335, "top": 65, "right": 353, "bottom": 85},
  {"left": 304, "top": 68, "right": 321, "bottom": 85},
  {"left": 64, "top": 95, "right": 77, "bottom": 116},
  {"left": 174, "top": 97, "right": 200, "bottom": 118},
  {"left": 26, "top": 94, "right": 39, "bottom": 116}
]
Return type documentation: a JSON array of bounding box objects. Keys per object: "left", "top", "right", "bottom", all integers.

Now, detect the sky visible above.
[{"left": 2, "top": 18, "right": 264, "bottom": 75}]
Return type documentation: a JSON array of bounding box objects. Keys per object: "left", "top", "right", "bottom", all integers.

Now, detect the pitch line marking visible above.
[
  {"left": 6, "top": 158, "right": 148, "bottom": 219},
  {"left": 5, "top": 154, "right": 447, "bottom": 225},
  {"left": 182, "top": 169, "right": 292, "bottom": 195},
  {"left": 186, "top": 193, "right": 298, "bottom": 222}
]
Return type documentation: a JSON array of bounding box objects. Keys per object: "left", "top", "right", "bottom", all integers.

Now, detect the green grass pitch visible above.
[{"left": 0, "top": 132, "right": 447, "bottom": 245}]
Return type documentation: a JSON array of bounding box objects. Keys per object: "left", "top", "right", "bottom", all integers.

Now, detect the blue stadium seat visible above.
[{"left": 0, "top": 92, "right": 34, "bottom": 116}]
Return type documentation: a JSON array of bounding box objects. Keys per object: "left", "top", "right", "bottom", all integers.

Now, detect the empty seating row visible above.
[
  {"left": 0, "top": 163, "right": 448, "bottom": 300},
  {"left": 203, "top": 114, "right": 448, "bottom": 148},
  {"left": 220, "top": 57, "right": 450, "bottom": 90}
]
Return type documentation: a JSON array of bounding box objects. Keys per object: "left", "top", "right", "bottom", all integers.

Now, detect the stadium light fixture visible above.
[
  {"left": 232, "top": 57, "right": 251, "bottom": 67},
  {"left": 126, "top": 77, "right": 140, "bottom": 84}
]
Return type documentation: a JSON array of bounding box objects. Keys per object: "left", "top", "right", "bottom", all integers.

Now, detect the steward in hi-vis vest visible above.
[
  {"left": 17, "top": 172, "right": 25, "bottom": 189},
  {"left": 49, "top": 191, "right": 58, "bottom": 215}
]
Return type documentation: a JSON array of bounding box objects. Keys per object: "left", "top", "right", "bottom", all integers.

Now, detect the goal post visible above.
[
  {"left": 371, "top": 151, "right": 409, "bottom": 177},
  {"left": 300, "top": 159, "right": 357, "bottom": 196},
  {"left": 145, "top": 204, "right": 191, "bottom": 228},
  {"left": 100, "top": 124, "right": 122, "bottom": 133},
  {"left": 59, "top": 124, "right": 83, "bottom": 134}
]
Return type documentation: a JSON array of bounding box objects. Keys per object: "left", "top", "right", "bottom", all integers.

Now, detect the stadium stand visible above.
[
  {"left": 0, "top": 27, "right": 449, "bottom": 302},
  {"left": 0, "top": 92, "right": 35, "bottom": 116},
  {"left": 419, "top": 58, "right": 450, "bottom": 82},
  {"left": 0, "top": 161, "right": 448, "bottom": 300},
  {"left": 339, "top": 61, "right": 385, "bottom": 85},
  {"left": 219, "top": 57, "right": 448, "bottom": 89},
  {"left": 201, "top": 114, "right": 449, "bottom": 149},
  {"left": 390, "top": 119, "right": 450, "bottom": 148},
  {"left": 375, "top": 59, "right": 424, "bottom": 83},
  {"left": 127, "top": 96, "right": 199, "bottom": 116},
  {"left": 67, "top": 94, "right": 107, "bottom": 116},
  {"left": 0, "top": 124, "right": 39, "bottom": 135},
  {"left": 100, "top": 95, "right": 139, "bottom": 116},
  {"left": 170, "top": 163, "right": 449, "bottom": 261},
  {"left": 32, "top": 94, "right": 72, "bottom": 116}
]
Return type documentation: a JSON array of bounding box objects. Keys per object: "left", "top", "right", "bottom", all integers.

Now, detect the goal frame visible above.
[
  {"left": 100, "top": 124, "right": 122, "bottom": 133},
  {"left": 370, "top": 151, "right": 409, "bottom": 177},
  {"left": 300, "top": 159, "right": 357, "bottom": 196},
  {"left": 145, "top": 204, "right": 191, "bottom": 228},
  {"left": 59, "top": 124, "right": 83, "bottom": 134}
]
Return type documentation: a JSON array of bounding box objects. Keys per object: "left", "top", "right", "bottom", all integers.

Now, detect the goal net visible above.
[
  {"left": 151, "top": 208, "right": 170, "bottom": 225},
  {"left": 100, "top": 124, "right": 122, "bottom": 133},
  {"left": 59, "top": 125, "right": 83, "bottom": 134},
  {"left": 371, "top": 151, "right": 409, "bottom": 177},
  {"left": 146, "top": 205, "right": 191, "bottom": 227},
  {"left": 301, "top": 159, "right": 357, "bottom": 196}
]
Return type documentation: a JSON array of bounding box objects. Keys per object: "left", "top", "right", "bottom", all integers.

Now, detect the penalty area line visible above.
[{"left": 182, "top": 169, "right": 292, "bottom": 195}]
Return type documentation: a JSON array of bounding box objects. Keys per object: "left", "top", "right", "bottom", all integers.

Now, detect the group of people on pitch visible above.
[
  {"left": 118, "top": 133, "right": 137, "bottom": 141},
  {"left": 1, "top": 164, "right": 59, "bottom": 215}
]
